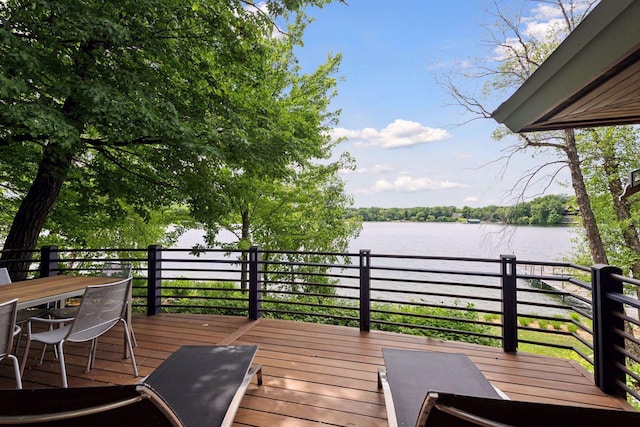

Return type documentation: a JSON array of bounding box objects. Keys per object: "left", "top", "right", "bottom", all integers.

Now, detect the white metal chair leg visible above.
[
  {"left": 86, "top": 338, "right": 97, "bottom": 372},
  {"left": 122, "top": 319, "right": 138, "bottom": 377},
  {"left": 19, "top": 325, "right": 32, "bottom": 377},
  {"left": 8, "top": 354, "right": 22, "bottom": 389},
  {"left": 57, "top": 342, "right": 68, "bottom": 388}
]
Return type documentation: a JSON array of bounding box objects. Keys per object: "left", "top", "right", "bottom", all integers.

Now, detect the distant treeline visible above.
[{"left": 346, "top": 194, "right": 576, "bottom": 226}]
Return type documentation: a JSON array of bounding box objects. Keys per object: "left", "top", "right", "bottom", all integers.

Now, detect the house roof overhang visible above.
[{"left": 492, "top": 0, "right": 640, "bottom": 133}]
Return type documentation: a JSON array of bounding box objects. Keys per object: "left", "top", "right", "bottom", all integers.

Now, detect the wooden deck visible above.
[{"left": 1, "top": 313, "right": 633, "bottom": 425}]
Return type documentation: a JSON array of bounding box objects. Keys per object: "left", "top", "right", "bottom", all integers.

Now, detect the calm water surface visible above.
[
  {"left": 348, "top": 222, "right": 576, "bottom": 261},
  {"left": 175, "top": 222, "right": 579, "bottom": 315},
  {"left": 178, "top": 221, "right": 577, "bottom": 261}
]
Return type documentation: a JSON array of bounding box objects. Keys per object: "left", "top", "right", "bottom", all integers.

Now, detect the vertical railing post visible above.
[
  {"left": 39, "top": 246, "right": 59, "bottom": 277},
  {"left": 248, "top": 246, "right": 262, "bottom": 320},
  {"left": 147, "top": 245, "right": 162, "bottom": 316},
  {"left": 501, "top": 254, "right": 518, "bottom": 353},
  {"left": 591, "top": 264, "right": 625, "bottom": 396},
  {"left": 360, "top": 250, "right": 371, "bottom": 332}
]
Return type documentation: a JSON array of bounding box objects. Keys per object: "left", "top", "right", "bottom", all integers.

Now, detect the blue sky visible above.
[{"left": 292, "top": 0, "right": 573, "bottom": 208}]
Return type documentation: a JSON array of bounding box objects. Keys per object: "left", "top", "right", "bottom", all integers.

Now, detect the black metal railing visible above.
[{"left": 1, "top": 245, "right": 639, "bottom": 402}]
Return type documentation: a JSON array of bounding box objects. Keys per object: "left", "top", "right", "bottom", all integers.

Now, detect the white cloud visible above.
[
  {"left": 464, "top": 196, "right": 478, "bottom": 203},
  {"left": 332, "top": 119, "right": 451, "bottom": 149},
  {"left": 344, "top": 164, "right": 393, "bottom": 175},
  {"left": 492, "top": 1, "right": 592, "bottom": 63},
  {"left": 368, "top": 175, "right": 467, "bottom": 194}
]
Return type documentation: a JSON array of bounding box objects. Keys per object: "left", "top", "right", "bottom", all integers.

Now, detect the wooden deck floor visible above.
[{"left": 1, "top": 313, "right": 633, "bottom": 426}]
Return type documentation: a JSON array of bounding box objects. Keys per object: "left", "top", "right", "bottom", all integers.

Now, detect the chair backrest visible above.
[
  {"left": 0, "top": 298, "right": 18, "bottom": 359},
  {"left": 0, "top": 268, "right": 11, "bottom": 285},
  {"left": 100, "top": 261, "right": 132, "bottom": 278},
  {"left": 67, "top": 278, "right": 132, "bottom": 343}
]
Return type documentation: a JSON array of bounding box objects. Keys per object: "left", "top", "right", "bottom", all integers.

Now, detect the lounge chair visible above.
[
  {"left": 0, "top": 345, "right": 262, "bottom": 427},
  {"left": 378, "top": 347, "right": 640, "bottom": 427},
  {"left": 412, "top": 391, "right": 640, "bottom": 426},
  {"left": 378, "top": 348, "right": 502, "bottom": 427}
]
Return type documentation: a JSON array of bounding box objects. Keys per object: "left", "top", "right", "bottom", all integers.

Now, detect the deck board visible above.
[{"left": 0, "top": 313, "right": 633, "bottom": 426}]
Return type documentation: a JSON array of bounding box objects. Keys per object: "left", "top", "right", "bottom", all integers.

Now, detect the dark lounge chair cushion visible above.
[
  {"left": 0, "top": 386, "right": 177, "bottom": 427},
  {"left": 144, "top": 345, "right": 259, "bottom": 427},
  {"left": 382, "top": 348, "right": 500, "bottom": 427},
  {"left": 420, "top": 392, "right": 640, "bottom": 426}
]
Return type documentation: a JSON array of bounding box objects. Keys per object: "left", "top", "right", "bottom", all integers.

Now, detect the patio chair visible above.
[
  {"left": 411, "top": 391, "right": 640, "bottom": 426},
  {"left": 0, "top": 298, "right": 22, "bottom": 389},
  {"left": 378, "top": 348, "right": 640, "bottom": 427},
  {"left": 378, "top": 348, "right": 502, "bottom": 427},
  {"left": 47, "top": 261, "right": 132, "bottom": 319},
  {"left": 0, "top": 385, "right": 181, "bottom": 426},
  {"left": 143, "top": 345, "right": 263, "bottom": 427},
  {"left": 48, "top": 261, "right": 137, "bottom": 347},
  {"left": 20, "top": 277, "right": 138, "bottom": 388},
  {"left": 0, "top": 345, "right": 262, "bottom": 427}
]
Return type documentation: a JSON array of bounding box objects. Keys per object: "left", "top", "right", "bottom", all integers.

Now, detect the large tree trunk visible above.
[
  {"left": 564, "top": 129, "right": 608, "bottom": 264},
  {"left": 1, "top": 144, "right": 74, "bottom": 280}
]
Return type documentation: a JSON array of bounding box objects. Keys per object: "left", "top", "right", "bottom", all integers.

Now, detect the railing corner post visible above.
[
  {"left": 40, "top": 246, "right": 59, "bottom": 277},
  {"left": 500, "top": 254, "right": 518, "bottom": 353},
  {"left": 360, "top": 249, "right": 371, "bottom": 332},
  {"left": 147, "top": 245, "right": 162, "bottom": 316},
  {"left": 591, "top": 264, "right": 625, "bottom": 396},
  {"left": 249, "top": 246, "right": 262, "bottom": 320}
]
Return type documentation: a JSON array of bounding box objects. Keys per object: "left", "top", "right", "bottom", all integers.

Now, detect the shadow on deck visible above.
[{"left": 0, "top": 313, "right": 632, "bottom": 426}]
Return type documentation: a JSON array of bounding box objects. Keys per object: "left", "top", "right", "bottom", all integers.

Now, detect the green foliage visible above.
[
  {"left": 628, "top": 362, "right": 640, "bottom": 410},
  {"left": 184, "top": 15, "right": 361, "bottom": 291},
  {"left": 371, "top": 302, "right": 499, "bottom": 346},
  {"left": 518, "top": 317, "right": 533, "bottom": 327},
  {"left": 482, "top": 313, "right": 500, "bottom": 322},
  {"left": 574, "top": 126, "right": 640, "bottom": 274},
  {"left": 0, "top": 0, "right": 345, "bottom": 263},
  {"left": 538, "top": 319, "right": 549, "bottom": 329}
]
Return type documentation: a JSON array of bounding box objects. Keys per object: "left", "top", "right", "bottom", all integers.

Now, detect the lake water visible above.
[
  {"left": 174, "top": 222, "right": 579, "bottom": 315},
  {"left": 178, "top": 221, "right": 577, "bottom": 261},
  {"left": 347, "top": 222, "right": 576, "bottom": 261}
]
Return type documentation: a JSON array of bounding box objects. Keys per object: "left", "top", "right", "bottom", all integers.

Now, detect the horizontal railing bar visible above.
[
  {"left": 261, "top": 300, "right": 359, "bottom": 311},
  {"left": 370, "top": 278, "right": 501, "bottom": 290},
  {"left": 371, "top": 309, "right": 499, "bottom": 328},
  {"left": 615, "top": 345, "right": 640, "bottom": 365},
  {"left": 371, "top": 253, "right": 502, "bottom": 263},
  {"left": 610, "top": 272, "right": 640, "bottom": 287},
  {"left": 371, "top": 319, "right": 500, "bottom": 340},
  {"left": 259, "top": 290, "right": 360, "bottom": 301},
  {"left": 259, "top": 309, "right": 358, "bottom": 322},
  {"left": 371, "top": 298, "right": 503, "bottom": 315},
  {"left": 370, "top": 265, "right": 502, "bottom": 278},
  {"left": 566, "top": 277, "right": 592, "bottom": 290},
  {"left": 606, "top": 292, "right": 640, "bottom": 309}
]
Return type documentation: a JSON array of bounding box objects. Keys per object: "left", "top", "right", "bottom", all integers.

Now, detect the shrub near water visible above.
[{"left": 371, "top": 301, "right": 499, "bottom": 347}]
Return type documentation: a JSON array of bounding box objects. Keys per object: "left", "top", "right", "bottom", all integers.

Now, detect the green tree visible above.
[
  {"left": 184, "top": 15, "right": 360, "bottom": 291},
  {"left": 441, "top": 1, "right": 606, "bottom": 262},
  {"left": 0, "top": 0, "right": 337, "bottom": 278},
  {"left": 578, "top": 127, "right": 640, "bottom": 275}
]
